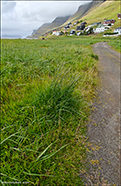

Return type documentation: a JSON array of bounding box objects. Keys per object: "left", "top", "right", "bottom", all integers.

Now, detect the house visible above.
[
  {"left": 74, "top": 22, "right": 77, "bottom": 26},
  {"left": 91, "top": 22, "right": 101, "bottom": 26},
  {"left": 103, "top": 19, "right": 115, "bottom": 25},
  {"left": 76, "top": 26, "right": 81, "bottom": 30},
  {"left": 94, "top": 24, "right": 105, "bottom": 33},
  {"left": 85, "top": 27, "right": 94, "bottom": 35},
  {"left": 77, "top": 32, "right": 81, "bottom": 36},
  {"left": 118, "top": 13, "right": 121, "bottom": 19},
  {"left": 114, "top": 27, "right": 121, "bottom": 35},
  {"left": 64, "top": 25, "right": 70, "bottom": 29},
  {"left": 76, "top": 25, "right": 85, "bottom": 31},
  {"left": 70, "top": 29, "right": 76, "bottom": 35},
  {"left": 52, "top": 31, "right": 61, "bottom": 36},
  {"left": 81, "top": 22, "right": 87, "bottom": 25},
  {"left": 68, "top": 22, "right": 72, "bottom": 25},
  {"left": 74, "top": 21, "right": 79, "bottom": 26}
]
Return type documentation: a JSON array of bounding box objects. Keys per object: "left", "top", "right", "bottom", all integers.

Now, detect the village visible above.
[{"left": 51, "top": 13, "right": 121, "bottom": 37}]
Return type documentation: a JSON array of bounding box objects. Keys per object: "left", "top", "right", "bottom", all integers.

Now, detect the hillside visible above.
[
  {"left": 28, "top": 0, "right": 120, "bottom": 38},
  {"left": 30, "top": 23, "right": 51, "bottom": 38},
  {"left": 28, "top": 0, "right": 105, "bottom": 38},
  {"left": 64, "top": 2, "right": 91, "bottom": 23},
  {"left": 81, "top": 0, "right": 120, "bottom": 33},
  {"left": 30, "top": 16, "right": 70, "bottom": 38},
  {"left": 61, "top": 0, "right": 120, "bottom": 35},
  {"left": 81, "top": 0, "right": 120, "bottom": 26},
  {"left": 63, "top": 0, "right": 104, "bottom": 25}
]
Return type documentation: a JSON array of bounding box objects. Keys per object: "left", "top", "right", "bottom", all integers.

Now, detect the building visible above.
[
  {"left": 64, "top": 25, "right": 70, "bottom": 29},
  {"left": 76, "top": 25, "right": 85, "bottom": 31},
  {"left": 94, "top": 24, "right": 105, "bottom": 33},
  {"left": 114, "top": 27, "right": 121, "bottom": 35},
  {"left": 70, "top": 29, "right": 76, "bottom": 35},
  {"left": 103, "top": 19, "right": 115, "bottom": 25},
  {"left": 52, "top": 31, "right": 61, "bottom": 36},
  {"left": 118, "top": 13, "right": 121, "bottom": 19},
  {"left": 91, "top": 22, "right": 101, "bottom": 26}
]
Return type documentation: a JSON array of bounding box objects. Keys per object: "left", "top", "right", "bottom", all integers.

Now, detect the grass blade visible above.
[
  {"left": 36, "top": 143, "right": 53, "bottom": 161},
  {"left": 23, "top": 171, "right": 55, "bottom": 177}
]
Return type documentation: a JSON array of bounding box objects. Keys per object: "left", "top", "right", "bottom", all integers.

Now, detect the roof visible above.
[
  {"left": 104, "top": 19, "right": 115, "bottom": 22},
  {"left": 97, "top": 24, "right": 104, "bottom": 28},
  {"left": 81, "top": 22, "right": 87, "bottom": 25},
  {"left": 115, "top": 27, "right": 121, "bottom": 29},
  {"left": 91, "top": 22, "right": 101, "bottom": 25}
]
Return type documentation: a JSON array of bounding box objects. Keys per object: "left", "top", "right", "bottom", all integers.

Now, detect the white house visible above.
[
  {"left": 94, "top": 24, "right": 111, "bottom": 33},
  {"left": 94, "top": 25, "right": 105, "bottom": 33},
  {"left": 114, "top": 27, "right": 121, "bottom": 35},
  {"left": 52, "top": 31, "right": 61, "bottom": 36},
  {"left": 70, "top": 29, "right": 76, "bottom": 36}
]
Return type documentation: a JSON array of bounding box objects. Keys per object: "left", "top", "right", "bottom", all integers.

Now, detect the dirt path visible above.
[{"left": 82, "top": 42, "right": 120, "bottom": 185}]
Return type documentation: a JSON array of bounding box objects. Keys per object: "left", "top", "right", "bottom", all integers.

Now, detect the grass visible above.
[
  {"left": 51, "top": 0, "right": 120, "bottom": 39},
  {"left": 0, "top": 35, "right": 120, "bottom": 185}
]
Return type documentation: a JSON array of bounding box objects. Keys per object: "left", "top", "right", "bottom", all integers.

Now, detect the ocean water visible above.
[
  {"left": 1, "top": 36, "right": 37, "bottom": 39},
  {"left": 1, "top": 35, "right": 23, "bottom": 39}
]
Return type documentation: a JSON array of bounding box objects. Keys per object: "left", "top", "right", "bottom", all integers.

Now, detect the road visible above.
[{"left": 84, "top": 42, "right": 120, "bottom": 185}]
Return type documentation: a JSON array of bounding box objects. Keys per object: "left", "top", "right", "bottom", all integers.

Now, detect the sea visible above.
[
  {"left": 1, "top": 35, "right": 25, "bottom": 39},
  {"left": 1, "top": 35, "right": 37, "bottom": 39}
]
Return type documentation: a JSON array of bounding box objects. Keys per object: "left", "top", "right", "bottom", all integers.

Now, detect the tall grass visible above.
[{"left": 1, "top": 37, "right": 99, "bottom": 185}]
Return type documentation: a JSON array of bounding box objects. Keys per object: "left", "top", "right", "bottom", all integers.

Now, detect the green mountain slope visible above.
[
  {"left": 64, "top": 0, "right": 104, "bottom": 24},
  {"left": 81, "top": 0, "right": 120, "bottom": 31},
  {"left": 30, "top": 16, "right": 70, "bottom": 38},
  {"left": 28, "top": 0, "right": 120, "bottom": 38},
  {"left": 31, "top": 23, "right": 51, "bottom": 38},
  {"left": 29, "top": 0, "right": 104, "bottom": 38},
  {"left": 82, "top": 1, "right": 120, "bottom": 25},
  {"left": 61, "top": 0, "right": 120, "bottom": 34}
]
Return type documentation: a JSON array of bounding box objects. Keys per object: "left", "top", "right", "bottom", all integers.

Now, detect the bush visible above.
[
  {"left": 103, "top": 32, "right": 118, "bottom": 35},
  {"left": 34, "top": 69, "right": 81, "bottom": 127}
]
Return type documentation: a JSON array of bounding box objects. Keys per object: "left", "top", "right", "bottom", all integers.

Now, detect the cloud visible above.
[
  {"left": 2, "top": 1, "right": 16, "bottom": 12},
  {"left": 1, "top": 1, "right": 91, "bottom": 38}
]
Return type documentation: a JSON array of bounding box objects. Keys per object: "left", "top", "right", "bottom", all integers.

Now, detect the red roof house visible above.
[
  {"left": 103, "top": 19, "right": 115, "bottom": 25},
  {"left": 118, "top": 13, "right": 121, "bottom": 19}
]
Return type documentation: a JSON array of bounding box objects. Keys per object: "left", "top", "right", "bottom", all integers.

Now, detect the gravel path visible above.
[{"left": 81, "top": 42, "right": 120, "bottom": 185}]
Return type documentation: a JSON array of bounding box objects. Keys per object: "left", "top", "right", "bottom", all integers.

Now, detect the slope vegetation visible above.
[
  {"left": 29, "top": 0, "right": 105, "bottom": 38},
  {"left": 31, "top": 16, "right": 70, "bottom": 37},
  {"left": 82, "top": 0, "right": 120, "bottom": 27},
  {"left": 61, "top": 0, "right": 120, "bottom": 35},
  {"left": 63, "top": 0, "right": 104, "bottom": 25}
]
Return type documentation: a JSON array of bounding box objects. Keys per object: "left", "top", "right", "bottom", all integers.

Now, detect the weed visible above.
[{"left": 1, "top": 37, "right": 99, "bottom": 185}]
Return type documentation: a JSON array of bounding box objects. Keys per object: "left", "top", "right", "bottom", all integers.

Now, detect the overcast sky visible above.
[{"left": 1, "top": 1, "right": 92, "bottom": 38}]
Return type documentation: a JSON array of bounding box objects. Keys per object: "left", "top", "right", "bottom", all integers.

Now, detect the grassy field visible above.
[{"left": 0, "top": 36, "right": 120, "bottom": 185}]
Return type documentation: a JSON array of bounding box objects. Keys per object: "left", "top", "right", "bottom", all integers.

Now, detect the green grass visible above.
[
  {"left": 1, "top": 36, "right": 119, "bottom": 185},
  {"left": 76, "top": 1, "right": 120, "bottom": 31},
  {"left": 54, "top": 1, "right": 120, "bottom": 39}
]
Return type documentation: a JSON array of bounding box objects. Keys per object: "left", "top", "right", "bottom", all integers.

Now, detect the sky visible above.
[{"left": 1, "top": 1, "right": 92, "bottom": 38}]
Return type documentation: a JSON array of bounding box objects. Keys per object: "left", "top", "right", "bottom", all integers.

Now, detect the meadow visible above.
[{"left": 1, "top": 36, "right": 120, "bottom": 185}]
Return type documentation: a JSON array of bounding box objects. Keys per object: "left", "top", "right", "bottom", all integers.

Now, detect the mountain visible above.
[
  {"left": 30, "top": 23, "right": 51, "bottom": 38},
  {"left": 30, "top": 16, "right": 70, "bottom": 38},
  {"left": 28, "top": 0, "right": 107, "bottom": 38},
  {"left": 66, "top": 2, "right": 91, "bottom": 22},
  {"left": 62, "top": 0, "right": 105, "bottom": 26},
  {"left": 79, "top": 0, "right": 120, "bottom": 29}
]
